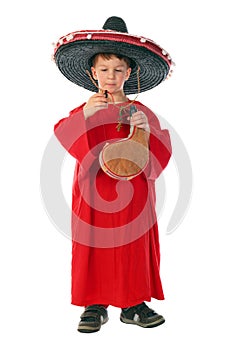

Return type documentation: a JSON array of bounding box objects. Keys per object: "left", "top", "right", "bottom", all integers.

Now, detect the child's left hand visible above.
[{"left": 128, "top": 111, "right": 150, "bottom": 132}]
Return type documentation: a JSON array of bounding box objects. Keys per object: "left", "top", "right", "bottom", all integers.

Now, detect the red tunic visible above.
[{"left": 54, "top": 101, "right": 172, "bottom": 308}]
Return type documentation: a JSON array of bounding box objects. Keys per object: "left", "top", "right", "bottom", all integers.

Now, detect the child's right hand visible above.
[{"left": 83, "top": 92, "right": 108, "bottom": 119}]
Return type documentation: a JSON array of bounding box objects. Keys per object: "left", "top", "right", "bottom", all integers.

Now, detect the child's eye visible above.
[
  {"left": 101, "top": 69, "right": 107, "bottom": 72},
  {"left": 115, "top": 69, "right": 123, "bottom": 72}
]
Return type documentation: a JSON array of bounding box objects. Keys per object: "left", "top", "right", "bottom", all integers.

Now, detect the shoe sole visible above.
[
  {"left": 77, "top": 317, "right": 109, "bottom": 333},
  {"left": 120, "top": 316, "right": 165, "bottom": 328}
]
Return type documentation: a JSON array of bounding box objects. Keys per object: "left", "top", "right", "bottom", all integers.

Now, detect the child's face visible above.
[{"left": 91, "top": 55, "right": 131, "bottom": 95}]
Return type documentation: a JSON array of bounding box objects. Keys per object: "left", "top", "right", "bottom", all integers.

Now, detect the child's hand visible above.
[
  {"left": 128, "top": 111, "right": 150, "bottom": 132},
  {"left": 83, "top": 92, "right": 108, "bottom": 119}
]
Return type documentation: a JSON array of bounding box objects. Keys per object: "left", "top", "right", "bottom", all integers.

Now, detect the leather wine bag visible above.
[{"left": 99, "top": 106, "right": 149, "bottom": 180}]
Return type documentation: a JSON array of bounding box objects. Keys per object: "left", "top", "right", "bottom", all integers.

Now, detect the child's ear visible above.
[
  {"left": 91, "top": 67, "right": 97, "bottom": 80},
  {"left": 125, "top": 67, "right": 132, "bottom": 81}
]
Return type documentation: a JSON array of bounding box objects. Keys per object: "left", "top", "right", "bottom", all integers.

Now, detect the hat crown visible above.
[{"left": 102, "top": 16, "right": 128, "bottom": 33}]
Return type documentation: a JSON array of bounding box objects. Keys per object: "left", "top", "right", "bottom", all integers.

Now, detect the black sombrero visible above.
[{"left": 53, "top": 16, "right": 175, "bottom": 94}]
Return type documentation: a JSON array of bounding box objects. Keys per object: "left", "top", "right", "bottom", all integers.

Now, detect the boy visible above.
[{"left": 53, "top": 16, "right": 174, "bottom": 333}]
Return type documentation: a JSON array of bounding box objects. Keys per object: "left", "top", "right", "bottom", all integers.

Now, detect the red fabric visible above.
[{"left": 54, "top": 101, "right": 172, "bottom": 308}]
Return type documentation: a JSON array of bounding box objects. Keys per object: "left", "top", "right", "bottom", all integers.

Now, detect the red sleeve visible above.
[{"left": 54, "top": 103, "right": 96, "bottom": 168}]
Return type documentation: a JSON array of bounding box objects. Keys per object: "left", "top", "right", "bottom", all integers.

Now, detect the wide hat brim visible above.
[{"left": 53, "top": 30, "right": 174, "bottom": 94}]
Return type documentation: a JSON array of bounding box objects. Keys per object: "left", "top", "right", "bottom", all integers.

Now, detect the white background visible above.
[{"left": 1, "top": 0, "right": 233, "bottom": 349}]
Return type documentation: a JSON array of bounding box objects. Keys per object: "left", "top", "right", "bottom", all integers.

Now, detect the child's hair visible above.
[{"left": 91, "top": 53, "right": 133, "bottom": 68}]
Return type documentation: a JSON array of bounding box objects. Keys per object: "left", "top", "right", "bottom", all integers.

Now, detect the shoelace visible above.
[{"left": 135, "top": 302, "right": 156, "bottom": 317}]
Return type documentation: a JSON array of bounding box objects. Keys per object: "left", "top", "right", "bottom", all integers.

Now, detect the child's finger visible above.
[
  {"left": 88, "top": 95, "right": 108, "bottom": 108},
  {"left": 131, "top": 112, "right": 148, "bottom": 124}
]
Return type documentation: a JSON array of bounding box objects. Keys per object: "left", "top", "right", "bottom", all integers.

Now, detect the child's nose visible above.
[{"left": 108, "top": 70, "right": 115, "bottom": 79}]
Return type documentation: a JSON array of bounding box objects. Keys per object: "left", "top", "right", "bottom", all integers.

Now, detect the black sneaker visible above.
[
  {"left": 78, "top": 305, "right": 109, "bottom": 333},
  {"left": 120, "top": 302, "right": 165, "bottom": 328}
]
